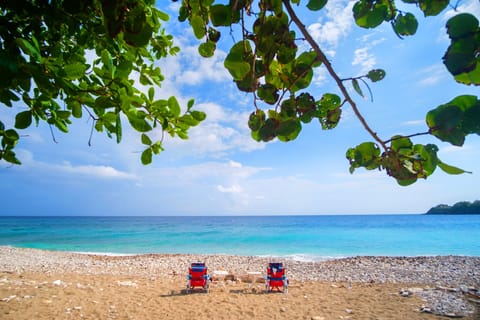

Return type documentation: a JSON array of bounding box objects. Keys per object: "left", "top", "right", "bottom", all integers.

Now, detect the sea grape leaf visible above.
[
  {"left": 198, "top": 41, "right": 216, "bottom": 58},
  {"left": 352, "top": 79, "right": 364, "bottom": 97},
  {"left": 437, "top": 159, "right": 472, "bottom": 175},
  {"left": 190, "top": 14, "right": 205, "bottom": 39},
  {"left": 61, "top": 63, "right": 89, "bottom": 80},
  {"left": 15, "top": 111, "right": 33, "bottom": 129},
  {"left": 446, "top": 13, "right": 479, "bottom": 39},
  {"left": 141, "top": 148, "right": 152, "bottom": 165},
  {"left": 141, "top": 133, "right": 152, "bottom": 145},
  {"left": 306, "top": 0, "right": 327, "bottom": 11},
  {"left": 366, "top": 69, "right": 386, "bottom": 82},
  {"left": 353, "top": 0, "right": 389, "bottom": 28},
  {"left": 168, "top": 96, "right": 181, "bottom": 117},
  {"left": 346, "top": 142, "right": 381, "bottom": 172},
  {"left": 210, "top": 4, "right": 231, "bottom": 26},
  {"left": 419, "top": 0, "right": 449, "bottom": 17},
  {"left": 224, "top": 41, "right": 252, "bottom": 80},
  {"left": 393, "top": 12, "right": 418, "bottom": 36}
]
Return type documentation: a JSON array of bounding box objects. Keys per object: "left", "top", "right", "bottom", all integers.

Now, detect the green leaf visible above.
[
  {"left": 306, "top": 0, "right": 327, "bottom": 11},
  {"left": 168, "top": 96, "right": 181, "bottom": 117},
  {"left": 141, "top": 133, "right": 152, "bottom": 145},
  {"left": 62, "top": 63, "right": 88, "bottom": 80},
  {"left": 187, "top": 99, "right": 195, "bottom": 110},
  {"left": 210, "top": 5, "right": 231, "bottom": 26},
  {"left": 318, "top": 93, "right": 341, "bottom": 110},
  {"left": 190, "top": 14, "right": 205, "bottom": 39},
  {"left": 1, "top": 150, "right": 21, "bottom": 165},
  {"left": 276, "top": 119, "right": 301, "bottom": 142},
  {"left": 208, "top": 27, "right": 221, "bottom": 43},
  {"left": 446, "top": 13, "right": 479, "bottom": 39},
  {"left": 224, "top": 41, "right": 252, "bottom": 80},
  {"left": 353, "top": 0, "right": 389, "bottom": 28},
  {"left": 390, "top": 136, "right": 412, "bottom": 152},
  {"left": 190, "top": 110, "right": 206, "bottom": 122},
  {"left": 198, "top": 41, "right": 216, "bottom": 58},
  {"left": 148, "top": 87, "right": 155, "bottom": 102},
  {"left": 15, "top": 38, "right": 41, "bottom": 62},
  {"left": 101, "top": 49, "right": 113, "bottom": 74},
  {"left": 393, "top": 12, "right": 418, "bottom": 36},
  {"left": 366, "top": 69, "right": 386, "bottom": 82},
  {"left": 437, "top": 159, "right": 472, "bottom": 175},
  {"left": 55, "top": 120, "right": 69, "bottom": 133},
  {"left": 426, "top": 105, "right": 464, "bottom": 146},
  {"left": 419, "top": 0, "right": 448, "bottom": 17},
  {"left": 15, "top": 111, "right": 32, "bottom": 129},
  {"left": 257, "top": 84, "right": 279, "bottom": 105},
  {"left": 248, "top": 110, "right": 266, "bottom": 131},
  {"left": 178, "top": 114, "right": 199, "bottom": 126},
  {"left": 69, "top": 101, "right": 82, "bottom": 118},
  {"left": 156, "top": 9, "right": 169, "bottom": 22},
  {"left": 397, "top": 178, "right": 417, "bottom": 186},
  {"left": 124, "top": 17, "right": 153, "bottom": 47},
  {"left": 296, "top": 51, "right": 320, "bottom": 67},
  {"left": 346, "top": 142, "right": 380, "bottom": 170},
  {"left": 151, "top": 141, "right": 163, "bottom": 154},
  {"left": 258, "top": 118, "right": 277, "bottom": 142},
  {"left": 141, "top": 148, "right": 152, "bottom": 165},
  {"left": 352, "top": 79, "right": 364, "bottom": 97},
  {"left": 4, "top": 129, "right": 20, "bottom": 143},
  {"left": 427, "top": 95, "right": 480, "bottom": 145},
  {"left": 127, "top": 116, "right": 152, "bottom": 133}
]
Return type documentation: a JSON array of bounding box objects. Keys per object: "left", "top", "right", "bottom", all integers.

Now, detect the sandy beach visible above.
[{"left": 0, "top": 246, "right": 479, "bottom": 319}]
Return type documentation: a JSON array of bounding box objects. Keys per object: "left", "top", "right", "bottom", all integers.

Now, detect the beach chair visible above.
[
  {"left": 265, "top": 262, "right": 288, "bottom": 293},
  {"left": 186, "top": 262, "right": 210, "bottom": 293}
]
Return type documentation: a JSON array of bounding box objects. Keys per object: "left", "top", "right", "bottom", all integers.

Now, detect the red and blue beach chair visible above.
[
  {"left": 265, "top": 262, "right": 288, "bottom": 293},
  {"left": 186, "top": 262, "right": 210, "bottom": 293}
]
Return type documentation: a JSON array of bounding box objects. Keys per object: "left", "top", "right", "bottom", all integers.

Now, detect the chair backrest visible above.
[
  {"left": 267, "top": 262, "right": 285, "bottom": 277},
  {"left": 189, "top": 263, "right": 208, "bottom": 278}
]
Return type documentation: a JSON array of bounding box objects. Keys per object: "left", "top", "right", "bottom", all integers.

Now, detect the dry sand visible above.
[{"left": 0, "top": 247, "right": 479, "bottom": 320}]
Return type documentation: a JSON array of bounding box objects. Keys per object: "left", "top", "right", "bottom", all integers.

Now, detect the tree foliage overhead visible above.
[
  {"left": 178, "top": 0, "right": 479, "bottom": 186},
  {"left": 1, "top": 0, "right": 479, "bottom": 186},
  {"left": 0, "top": 0, "right": 206, "bottom": 165}
]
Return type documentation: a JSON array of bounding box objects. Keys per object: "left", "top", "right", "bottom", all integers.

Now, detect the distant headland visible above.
[{"left": 426, "top": 200, "right": 480, "bottom": 214}]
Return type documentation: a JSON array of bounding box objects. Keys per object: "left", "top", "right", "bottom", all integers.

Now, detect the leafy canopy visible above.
[
  {"left": 0, "top": 0, "right": 206, "bottom": 165},
  {"left": 1, "top": 0, "right": 479, "bottom": 186},
  {"left": 177, "top": 0, "right": 479, "bottom": 186}
]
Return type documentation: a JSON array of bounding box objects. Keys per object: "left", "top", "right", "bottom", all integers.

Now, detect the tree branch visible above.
[{"left": 282, "top": 0, "right": 388, "bottom": 151}]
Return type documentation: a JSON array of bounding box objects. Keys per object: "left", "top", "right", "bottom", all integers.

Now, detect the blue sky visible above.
[{"left": 1, "top": 0, "right": 479, "bottom": 216}]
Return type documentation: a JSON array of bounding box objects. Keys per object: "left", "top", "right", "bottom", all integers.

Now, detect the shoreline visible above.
[
  {"left": 1, "top": 246, "right": 479, "bottom": 319},
  {"left": 1, "top": 246, "right": 479, "bottom": 284},
  {"left": 3, "top": 244, "right": 480, "bottom": 262}
]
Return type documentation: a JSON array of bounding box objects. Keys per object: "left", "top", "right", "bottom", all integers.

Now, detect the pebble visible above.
[{"left": 1, "top": 246, "right": 479, "bottom": 318}]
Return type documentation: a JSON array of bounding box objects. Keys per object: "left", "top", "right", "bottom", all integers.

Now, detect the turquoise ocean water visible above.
[{"left": 1, "top": 215, "right": 479, "bottom": 260}]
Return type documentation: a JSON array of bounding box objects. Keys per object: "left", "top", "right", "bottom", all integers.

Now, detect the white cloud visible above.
[
  {"left": 228, "top": 160, "right": 242, "bottom": 168},
  {"left": 417, "top": 64, "right": 448, "bottom": 86},
  {"left": 164, "top": 102, "right": 266, "bottom": 158},
  {"left": 173, "top": 45, "right": 230, "bottom": 86},
  {"left": 58, "top": 162, "right": 137, "bottom": 179},
  {"left": 307, "top": 1, "right": 356, "bottom": 51},
  {"left": 402, "top": 120, "right": 425, "bottom": 127},
  {"left": 352, "top": 47, "right": 376, "bottom": 73},
  {"left": 217, "top": 184, "right": 243, "bottom": 193},
  {"left": 440, "top": 144, "right": 471, "bottom": 154},
  {"left": 444, "top": 0, "right": 480, "bottom": 20},
  {"left": 11, "top": 149, "right": 137, "bottom": 180}
]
